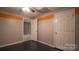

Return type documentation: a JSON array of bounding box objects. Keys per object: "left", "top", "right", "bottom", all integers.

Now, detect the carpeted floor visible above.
[{"left": 0, "top": 40, "right": 62, "bottom": 51}]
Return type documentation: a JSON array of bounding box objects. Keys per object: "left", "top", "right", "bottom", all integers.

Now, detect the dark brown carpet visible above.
[{"left": 0, "top": 40, "right": 62, "bottom": 51}]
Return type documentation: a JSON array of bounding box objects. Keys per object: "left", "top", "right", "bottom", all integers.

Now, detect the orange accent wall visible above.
[
  {"left": 0, "top": 12, "right": 23, "bottom": 20},
  {"left": 75, "top": 8, "right": 79, "bottom": 15},
  {"left": 38, "top": 15, "right": 55, "bottom": 21}
]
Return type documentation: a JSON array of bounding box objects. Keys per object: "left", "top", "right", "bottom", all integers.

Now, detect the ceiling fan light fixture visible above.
[{"left": 22, "top": 7, "right": 31, "bottom": 12}]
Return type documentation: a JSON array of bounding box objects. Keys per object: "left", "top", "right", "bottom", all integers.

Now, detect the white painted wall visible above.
[
  {"left": 0, "top": 18, "right": 23, "bottom": 47},
  {"left": 38, "top": 19, "right": 55, "bottom": 46},
  {"left": 38, "top": 8, "right": 75, "bottom": 51},
  {"left": 24, "top": 34, "right": 31, "bottom": 41},
  {"left": 24, "top": 18, "right": 38, "bottom": 41},
  {"left": 23, "top": 18, "right": 31, "bottom": 41},
  {"left": 31, "top": 19, "right": 37, "bottom": 41}
]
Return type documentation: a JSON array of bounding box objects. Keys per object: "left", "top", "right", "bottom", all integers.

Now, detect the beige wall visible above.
[
  {"left": 38, "top": 19, "right": 55, "bottom": 45},
  {"left": 0, "top": 17, "right": 23, "bottom": 47},
  {"left": 37, "top": 15, "right": 55, "bottom": 47},
  {"left": 38, "top": 8, "right": 75, "bottom": 50}
]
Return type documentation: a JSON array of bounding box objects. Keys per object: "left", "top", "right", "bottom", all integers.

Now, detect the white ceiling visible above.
[{"left": 0, "top": 7, "right": 73, "bottom": 19}]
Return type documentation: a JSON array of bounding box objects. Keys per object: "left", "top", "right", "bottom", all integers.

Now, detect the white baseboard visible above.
[
  {"left": 57, "top": 45, "right": 76, "bottom": 51},
  {"left": 0, "top": 40, "right": 25, "bottom": 48},
  {"left": 38, "top": 41, "right": 76, "bottom": 51},
  {"left": 38, "top": 40, "right": 55, "bottom": 48}
]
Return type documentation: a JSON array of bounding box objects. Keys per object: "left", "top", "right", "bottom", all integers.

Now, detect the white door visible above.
[
  {"left": 54, "top": 9, "right": 75, "bottom": 50},
  {"left": 31, "top": 19, "right": 37, "bottom": 41}
]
